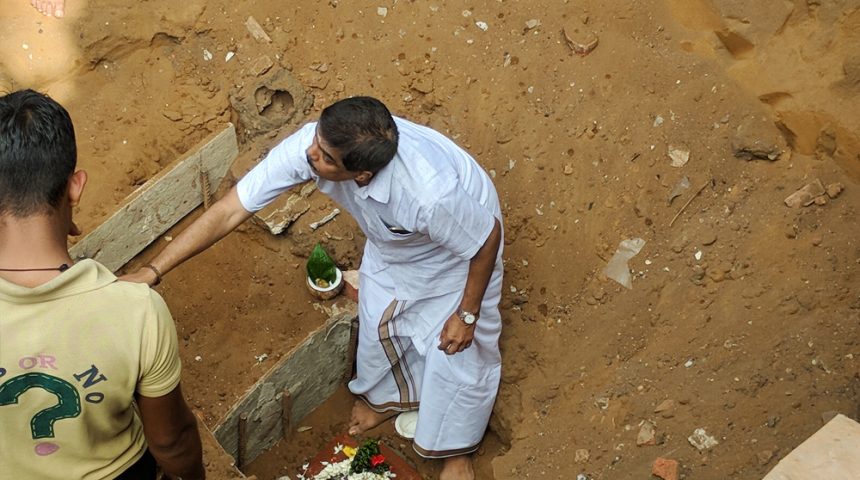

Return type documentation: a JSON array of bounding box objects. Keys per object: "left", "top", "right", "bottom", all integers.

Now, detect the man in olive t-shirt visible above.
[{"left": 0, "top": 89, "right": 205, "bottom": 480}]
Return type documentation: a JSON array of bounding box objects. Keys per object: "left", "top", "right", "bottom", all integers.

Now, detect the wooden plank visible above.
[
  {"left": 70, "top": 125, "right": 238, "bottom": 272},
  {"left": 213, "top": 303, "right": 357, "bottom": 465}
]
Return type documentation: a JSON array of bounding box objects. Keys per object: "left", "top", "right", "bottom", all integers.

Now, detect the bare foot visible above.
[
  {"left": 30, "top": 0, "right": 66, "bottom": 18},
  {"left": 348, "top": 400, "right": 395, "bottom": 436},
  {"left": 440, "top": 455, "right": 474, "bottom": 480}
]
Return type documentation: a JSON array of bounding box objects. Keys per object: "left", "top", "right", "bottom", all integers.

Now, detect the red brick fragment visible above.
[{"left": 652, "top": 457, "right": 679, "bottom": 480}]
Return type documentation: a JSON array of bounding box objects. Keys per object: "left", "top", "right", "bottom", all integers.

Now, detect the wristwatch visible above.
[{"left": 457, "top": 307, "right": 478, "bottom": 326}]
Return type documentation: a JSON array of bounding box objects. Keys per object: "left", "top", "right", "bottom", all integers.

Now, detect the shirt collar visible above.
[
  {"left": 0, "top": 259, "right": 117, "bottom": 304},
  {"left": 354, "top": 155, "right": 395, "bottom": 203}
]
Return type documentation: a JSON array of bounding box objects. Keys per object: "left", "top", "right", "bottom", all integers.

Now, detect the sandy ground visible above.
[{"left": 2, "top": 0, "right": 859, "bottom": 478}]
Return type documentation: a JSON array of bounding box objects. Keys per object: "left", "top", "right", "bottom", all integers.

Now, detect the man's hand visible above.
[
  {"left": 438, "top": 312, "right": 475, "bottom": 355},
  {"left": 137, "top": 384, "right": 206, "bottom": 480},
  {"left": 119, "top": 268, "right": 158, "bottom": 287},
  {"left": 436, "top": 218, "right": 500, "bottom": 356}
]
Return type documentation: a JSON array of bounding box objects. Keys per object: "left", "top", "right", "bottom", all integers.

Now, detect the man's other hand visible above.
[{"left": 437, "top": 312, "right": 475, "bottom": 355}]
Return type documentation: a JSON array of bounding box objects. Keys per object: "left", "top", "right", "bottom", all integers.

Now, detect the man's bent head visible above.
[
  {"left": 0, "top": 90, "right": 77, "bottom": 217},
  {"left": 318, "top": 96, "right": 398, "bottom": 174}
]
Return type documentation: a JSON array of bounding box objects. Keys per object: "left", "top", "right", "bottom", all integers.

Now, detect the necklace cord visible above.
[{"left": 0, "top": 264, "right": 70, "bottom": 272}]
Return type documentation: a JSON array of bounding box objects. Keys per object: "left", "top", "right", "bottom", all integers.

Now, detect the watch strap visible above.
[{"left": 457, "top": 307, "right": 478, "bottom": 325}]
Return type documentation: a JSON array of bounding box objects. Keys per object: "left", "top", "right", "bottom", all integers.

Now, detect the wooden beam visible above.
[
  {"left": 70, "top": 125, "right": 238, "bottom": 272},
  {"left": 213, "top": 303, "right": 357, "bottom": 465}
]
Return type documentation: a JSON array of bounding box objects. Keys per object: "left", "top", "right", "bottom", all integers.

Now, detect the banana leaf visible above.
[{"left": 307, "top": 243, "right": 337, "bottom": 285}]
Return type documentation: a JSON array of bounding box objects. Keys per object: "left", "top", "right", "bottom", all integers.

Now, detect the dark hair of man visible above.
[
  {"left": 318, "top": 96, "right": 399, "bottom": 174},
  {"left": 0, "top": 89, "right": 77, "bottom": 217}
]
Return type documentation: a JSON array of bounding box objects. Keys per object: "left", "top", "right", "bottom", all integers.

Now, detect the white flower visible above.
[
  {"left": 312, "top": 459, "right": 350, "bottom": 480},
  {"left": 307, "top": 457, "right": 396, "bottom": 479}
]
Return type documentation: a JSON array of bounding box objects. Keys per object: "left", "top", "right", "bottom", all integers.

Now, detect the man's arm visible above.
[
  {"left": 137, "top": 384, "right": 205, "bottom": 480},
  {"left": 122, "top": 187, "right": 253, "bottom": 285},
  {"left": 459, "top": 217, "right": 502, "bottom": 314},
  {"left": 438, "top": 217, "right": 502, "bottom": 354}
]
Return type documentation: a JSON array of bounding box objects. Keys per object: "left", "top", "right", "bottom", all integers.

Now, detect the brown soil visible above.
[
  {"left": 243, "top": 385, "right": 504, "bottom": 480},
  {"left": 3, "top": 0, "right": 859, "bottom": 479}
]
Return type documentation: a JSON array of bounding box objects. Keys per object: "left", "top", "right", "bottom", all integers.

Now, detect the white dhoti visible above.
[{"left": 348, "top": 262, "right": 503, "bottom": 458}]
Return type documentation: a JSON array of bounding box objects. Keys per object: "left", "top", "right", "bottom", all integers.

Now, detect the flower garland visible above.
[{"left": 294, "top": 439, "right": 396, "bottom": 480}]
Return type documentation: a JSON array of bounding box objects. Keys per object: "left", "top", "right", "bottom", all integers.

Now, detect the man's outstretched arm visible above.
[
  {"left": 122, "top": 186, "right": 253, "bottom": 286},
  {"left": 137, "top": 384, "right": 205, "bottom": 480}
]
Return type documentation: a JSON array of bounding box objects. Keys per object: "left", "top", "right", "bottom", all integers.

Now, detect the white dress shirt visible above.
[{"left": 237, "top": 117, "right": 501, "bottom": 300}]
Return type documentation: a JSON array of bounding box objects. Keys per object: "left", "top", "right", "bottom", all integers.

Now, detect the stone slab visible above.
[{"left": 763, "top": 414, "right": 860, "bottom": 480}]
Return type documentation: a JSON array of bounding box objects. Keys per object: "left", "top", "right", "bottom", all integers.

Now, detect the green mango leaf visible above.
[
  {"left": 349, "top": 438, "right": 389, "bottom": 474},
  {"left": 306, "top": 243, "right": 337, "bottom": 285}
]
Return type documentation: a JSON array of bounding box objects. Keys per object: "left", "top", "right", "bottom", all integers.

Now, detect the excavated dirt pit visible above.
[{"left": 2, "top": 0, "right": 859, "bottom": 478}]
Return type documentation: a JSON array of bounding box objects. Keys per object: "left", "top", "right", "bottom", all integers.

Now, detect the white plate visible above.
[{"left": 394, "top": 411, "right": 419, "bottom": 439}]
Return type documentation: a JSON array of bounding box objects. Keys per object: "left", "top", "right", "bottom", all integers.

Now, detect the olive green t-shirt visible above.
[{"left": 0, "top": 259, "right": 181, "bottom": 479}]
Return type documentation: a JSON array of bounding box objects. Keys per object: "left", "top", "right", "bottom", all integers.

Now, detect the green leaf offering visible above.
[
  {"left": 349, "top": 438, "right": 390, "bottom": 474},
  {"left": 307, "top": 243, "right": 337, "bottom": 288}
]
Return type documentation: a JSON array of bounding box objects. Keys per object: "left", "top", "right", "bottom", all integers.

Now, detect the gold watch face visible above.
[{"left": 462, "top": 312, "right": 476, "bottom": 325}]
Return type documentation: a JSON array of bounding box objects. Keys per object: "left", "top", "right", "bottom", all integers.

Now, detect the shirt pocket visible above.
[
  {"left": 379, "top": 217, "right": 414, "bottom": 235},
  {"left": 364, "top": 210, "right": 419, "bottom": 244}
]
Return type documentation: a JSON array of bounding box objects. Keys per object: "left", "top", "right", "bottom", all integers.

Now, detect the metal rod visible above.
[
  {"left": 237, "top": 412, "right": 248, "bottom": 471},
  {"left": 199, "top": 167, "right": 212, "bottom": 210},
  {"left": 281, "top": 389, "right": 292, "bottom": 439}
]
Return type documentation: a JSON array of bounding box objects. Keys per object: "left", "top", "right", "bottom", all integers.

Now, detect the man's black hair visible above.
[
  {"left": 318, "top": 96, "right": 398, "bottom": 174},
  {"left": 0, "top": 89, "right": 77, "bottom": 216}
]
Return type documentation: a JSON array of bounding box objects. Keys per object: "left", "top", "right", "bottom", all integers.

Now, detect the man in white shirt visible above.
[{"left": 125, "top": 96, "right": 503, "bottom": 480}]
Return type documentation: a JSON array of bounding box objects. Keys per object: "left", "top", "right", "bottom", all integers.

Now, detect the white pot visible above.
[{"left": 306, "top": 268, "right": 344, "bottom": 300}]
